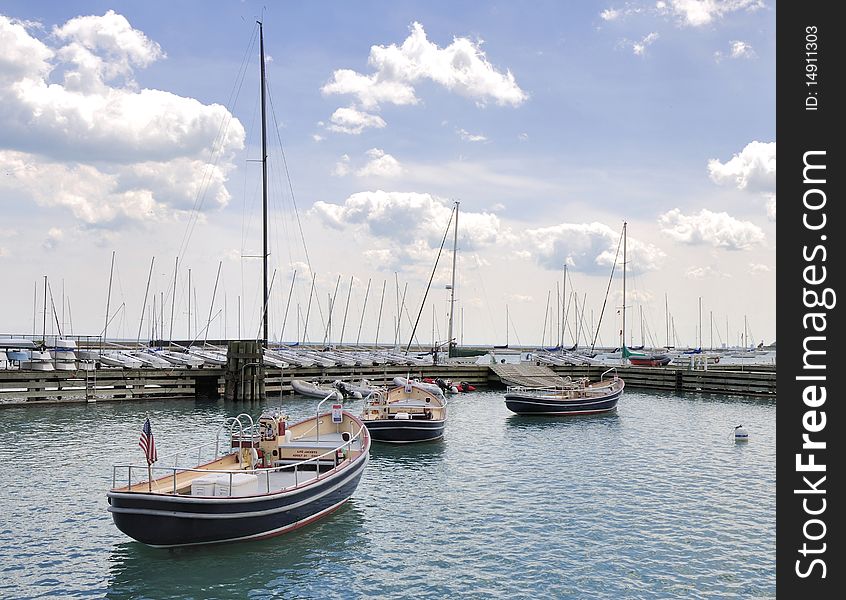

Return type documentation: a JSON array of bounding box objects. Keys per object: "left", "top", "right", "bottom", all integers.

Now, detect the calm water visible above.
[{"left": 0, "top": 389, "right": 775, "bottom": 599}]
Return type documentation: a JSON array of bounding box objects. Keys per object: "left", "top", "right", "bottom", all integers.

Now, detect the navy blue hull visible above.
[
  {"left": 364, "top": 419, "right": 445, "bottom": 443},
  {"left": 108, "top": 456, "right": 368, "bottom": 547},
  {"left": 504, "top": 385, "right": 623, "bottom": 416}
]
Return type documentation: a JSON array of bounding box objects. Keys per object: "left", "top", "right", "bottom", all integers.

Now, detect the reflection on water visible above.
[
  {"left": 106, "top": 504, "right": 367, "bottom": 599},
  {"left": 1, "top": 387, "right": 775, "bottom": 599},
  {"left": 505, "top": 410, "right": 622, "bottom": 432}
]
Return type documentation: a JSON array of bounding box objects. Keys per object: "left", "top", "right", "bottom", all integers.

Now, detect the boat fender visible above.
[{"left": 734, "top": 425, "right": 749, "bottom": 442}]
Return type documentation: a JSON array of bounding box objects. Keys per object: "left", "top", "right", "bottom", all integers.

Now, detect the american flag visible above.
[{"left": 139, "top": 417, "right": 157, "bottom": 464}]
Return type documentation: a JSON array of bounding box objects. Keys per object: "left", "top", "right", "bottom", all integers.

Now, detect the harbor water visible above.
[{"left": 0, "top": 389, "right": 775, "bottom": 599}]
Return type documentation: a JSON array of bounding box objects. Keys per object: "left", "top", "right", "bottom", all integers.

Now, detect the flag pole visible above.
[{"left": 147, "top": 462, "right": 152, "bottom": 493}]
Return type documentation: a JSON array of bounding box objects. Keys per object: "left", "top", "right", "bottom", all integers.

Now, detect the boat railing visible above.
[
  {"left": 601, "top": 367, "right": 618, "bottom": 381},
  {"left": 112, "top": 415, "right": 368, "bottom": 496}
]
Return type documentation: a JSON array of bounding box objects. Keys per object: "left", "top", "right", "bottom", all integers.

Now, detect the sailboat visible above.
[
  {"left": 107, "top": 22, "right": 370, "bottom": 547},
  {"left": 618, "top": 223, "right": 670, "bottom": 367}
]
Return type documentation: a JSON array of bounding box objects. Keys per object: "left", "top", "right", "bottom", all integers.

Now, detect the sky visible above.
[{"left": 0, "top": 0, "right": 776, "bottom": 349}]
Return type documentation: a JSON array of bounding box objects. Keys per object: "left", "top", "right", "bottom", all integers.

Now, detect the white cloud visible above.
[
  {"left": 0, "top": 13, "right": 244, "bottom": 228},
  {"left": 658, "top": 208, "right": 765, "bottom": 250},
  {"left": 632, "top": 32, "right": 659, "bottom": 55},
  {"left": 715, "top": 40, "right": 756, "bottom": 62},
  {"left": 708, "top": 140, "right": 775, "bottom": 220},
  {"left": 523, "top": 221, "right": 665, "bottom": 274},
  {"left": 601, "top": 8, "right": 622, "bottom": 20},
  {"left": 508, "top": 294, "right": 534, "bottom": 303},
  {"left": 708, "top": 141, "right": 775, "bottom": 192},
  {"left": 321, "top": 21, "right": 527, "bottom": 112},
  {"left": 331, "top": 149, "right": 403, "bottom": 178},
  {"left": 457, "top": 128, "right": 487, "bottom": 142},
  {"left": 749, "top": 263, "right": 770, "bottom": 274},
  {"left": 356, "top": 148, "right": 403, "bottom": 178},
  {"left": 518, "top": 132, "right": 529, "bottom": 142},
  {"left": 311, "top": 191, "right": 507, "bottom": 270},
  {"left": 326, "top": 106, "right": 386, "bottom": 135},
  {"left": 51, "top": 10, "right": 164, "bottom": 92},
  {"left": 684, "top": 265, "right": 731, "bottom": 279},
  {"left": 657, "top": 0, "right": 765, "bottom": 27}
]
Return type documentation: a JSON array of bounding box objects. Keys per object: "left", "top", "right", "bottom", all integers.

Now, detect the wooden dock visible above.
[{"left": 0, "top": 361, "right": 775, "bottom": 406}]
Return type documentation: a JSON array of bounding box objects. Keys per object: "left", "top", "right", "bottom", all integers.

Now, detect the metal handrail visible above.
[
  {"left": 113, "top": 415, "right": 367, "bottom": 495},
  {"left": 601, "top": 367, "right": 618, "bottom": 381}
]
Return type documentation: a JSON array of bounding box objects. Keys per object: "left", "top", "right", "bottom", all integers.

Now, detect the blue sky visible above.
[{"left": 0, "top": 1, "right": 775, "bottom": 348}]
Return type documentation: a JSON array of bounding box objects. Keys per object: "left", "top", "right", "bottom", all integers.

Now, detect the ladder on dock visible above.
[{"left": 490, "top": 364, "right": 568, "bottom": 388}]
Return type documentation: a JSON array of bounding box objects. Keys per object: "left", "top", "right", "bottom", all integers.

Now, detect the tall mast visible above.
[
  {"left": 561, "top": 265, "right": 567, "bottom": 348},
  {"left": 447, "top": 201, "right": 459, "bottom": 356},
  {"left": 698, "top": 296, "right": 702, "bottom": 349},
  {"left": 103, "top": 251, "right": 115, "bottom": 349},
  {"left": 258, "top": 21, "right": 269, "bottom": 346},
  {"left": 621, "top": 221, "right": 627, "bottom": 350},
  {"left": 665, "top": 293, "right": 669, "bottom": 348},
  {"left": 42, "top": 275, "right": 47, "bottom": 343}
]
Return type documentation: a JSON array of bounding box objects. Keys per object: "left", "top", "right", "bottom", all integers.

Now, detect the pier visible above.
[{"left": 0, "top": 361, "right": 775, "bottom": 406}]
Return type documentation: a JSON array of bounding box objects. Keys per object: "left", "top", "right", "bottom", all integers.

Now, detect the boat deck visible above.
[{"left": 114, "top": 431, "right": 365, "bottom": 496}]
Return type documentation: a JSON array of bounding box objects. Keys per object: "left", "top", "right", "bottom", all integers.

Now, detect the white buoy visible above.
[{"left": 734, "top": 425, "right": 749, "bottom": 442}]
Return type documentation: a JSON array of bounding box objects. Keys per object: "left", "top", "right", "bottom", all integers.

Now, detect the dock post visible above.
[{"left": 224, "top": 340, "right": 265, "bottom": 401}]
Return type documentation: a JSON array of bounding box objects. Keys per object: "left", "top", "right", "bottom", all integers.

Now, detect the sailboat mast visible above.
[
  {"left": 447, "top": 201, "right": 459, "bottom": 355},
  {"left": 103, "top": 251, "right": 115, "bottom": 349},
  {"left": 42, "top": 275, "right": 47, "bottom": 343},
  {"left": 258, "top": 21, "right": 269, "bottom": 346},
  {"left": 621, "top": 221, "right": 627, "bottom": 350}
]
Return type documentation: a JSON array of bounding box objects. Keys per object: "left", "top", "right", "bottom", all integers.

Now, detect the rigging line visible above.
[
  {"left": 405, "top": 205, "right": 456, "bottom": 353},
  {"left": 590, "top": 226, "right": 624, "bottom": 353},
  {"left": 176, "top": 27, "right": 258, "bottom": 263},
  {"left": 265, "top": 80, "right": 326, "bottom": 331},
  {"left": 278, "top": 269, "right": 297, "bottom": 343},
  {"left": 540, "top": 289, "right": 550, "bottom": 348}
]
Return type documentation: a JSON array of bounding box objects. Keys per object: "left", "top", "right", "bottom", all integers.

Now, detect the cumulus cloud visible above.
[
  {"left": 326, "top": 106, "right": 386, "bottom": 135},
  {"left": 601, "top": 8, "right": 622, "bottom": 20},
  {"left": 0, "top": 12, "right": 244, "bottom": 227},
  {"left": 331, "top": 149, "right": 403, "bottom": 178},
  {"left": 708, "top": 141, "right": 775, "bottom": 192},
  {"left": 523, "top": 222, "right": 665, "bottom": 274},
  {"left": 658, "top": 208, "right": 765, "bottom": 250},
  {"left": 356, "top": 148, "right": 403, "bottom": 178},
  {"left": 321, "top": 21, "right": 526, "bottom": 133},
  {"left": 708, "top": 140, "right": 775, "bottom": 219},
  {"left": 656, "top": 0, "right": 765, "bottom": 27},
  {"left": 311, "top": 191, "right": 507, "bottom": 270},
  {"left": 749, "top": 263, "right": 770, "bottom": 274}
]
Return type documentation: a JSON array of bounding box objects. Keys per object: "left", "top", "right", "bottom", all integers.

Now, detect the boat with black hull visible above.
[
  {"left": 107, "top": 404, "right": 370, "bottom": 547},
  {"left": 361, "top": 383, "right": 447, "bottom": 443},
  {"left": 504, "top": 369, "right": 624, "bottom": 416}
]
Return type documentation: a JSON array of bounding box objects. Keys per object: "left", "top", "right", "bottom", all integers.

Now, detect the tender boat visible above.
[
  {"left": 391, "top": 376, "right": 447, "bottom": 398},
  {"left": 361, "top": 382, "right": 447, "bottom": 443},
  {"left": 107, "top": 405, "right": 370, "bottom": 547},
  {"left": 504, "top": 370, "right": 624, "bottom": 416},
  {"left": 292, "top": 379, "right": 342, "bottom": 401}
]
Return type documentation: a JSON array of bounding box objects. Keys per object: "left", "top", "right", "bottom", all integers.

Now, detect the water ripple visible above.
[{"left": 0, "top": 390, "right": 774, "bottom": 598}]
